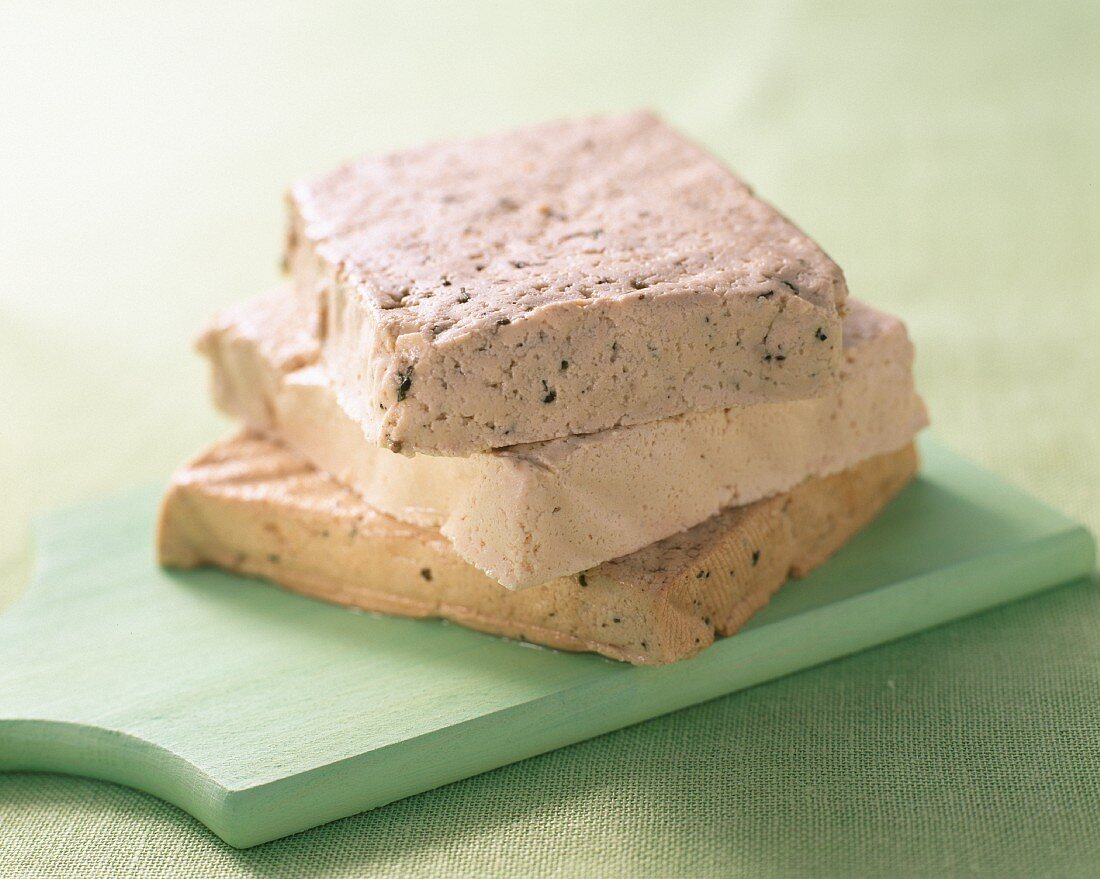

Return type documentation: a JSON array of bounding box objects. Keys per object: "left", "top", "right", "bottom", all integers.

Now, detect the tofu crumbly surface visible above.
[{"left": 287, "top": 112, "right": 848, "bottom": 455}]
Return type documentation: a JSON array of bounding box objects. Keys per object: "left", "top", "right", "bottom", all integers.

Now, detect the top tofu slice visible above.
[{"left": 287, "top": 112, "right": 848, "bottom": 455}]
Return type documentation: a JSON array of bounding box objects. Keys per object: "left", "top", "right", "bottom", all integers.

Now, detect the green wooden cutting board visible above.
[{"left": 0, "top": 440, "right": 1093, "bottom": 848}]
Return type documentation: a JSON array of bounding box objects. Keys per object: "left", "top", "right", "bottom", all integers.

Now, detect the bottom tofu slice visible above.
[{"left": 158, "top": 434, "right": 918, "bottom": 665}]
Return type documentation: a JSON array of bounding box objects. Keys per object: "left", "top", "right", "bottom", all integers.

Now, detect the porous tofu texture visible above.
[
  {"left": 158, "top": 434, "right": 919, "bottom": 665},
  {"left": 199, "top": 292, "right": 926, "bottom": 589},
  {"left": 287, "top": 112, "right": 847, "bottom": 455}
]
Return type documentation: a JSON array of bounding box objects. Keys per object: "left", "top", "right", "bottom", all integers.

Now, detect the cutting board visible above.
[{"left": 0, "top": 440, "right": 1093, "bottom": 848}]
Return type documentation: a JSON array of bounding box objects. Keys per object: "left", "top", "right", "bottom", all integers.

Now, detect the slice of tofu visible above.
[
  {"left": 198, "top": 291, "right": 927, "bottom": 589},
  {"left": 158, "top": 434, "right": 918, "bottom": 665},
  {"left": 286, "top": 112, "right": 847, "bottom": 455}
]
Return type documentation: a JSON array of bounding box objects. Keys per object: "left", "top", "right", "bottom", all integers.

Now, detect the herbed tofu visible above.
[
  {"left": 198, "top": 292, "right": 925, "bottom": 589},
  {"left": 286, "top": 112, "right": 847, "bottom": 455},
  {"left": 159, "top": 435, "right": 917, "bottom": 665}
]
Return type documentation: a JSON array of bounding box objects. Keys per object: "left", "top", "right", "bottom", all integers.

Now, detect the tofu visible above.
[
  {"left": 158, "top": 434, "right": 918, "bottom": 665},
  {"left": 286, "top": 112, "right": 847, "bottom": 455},
  {"left": 199, "top": 291, "right": 927, "bottom": 589}
]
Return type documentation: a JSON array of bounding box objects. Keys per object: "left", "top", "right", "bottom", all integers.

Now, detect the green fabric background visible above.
[{"left": 1, "top": 1, "right": 1097, "bottom": 876}]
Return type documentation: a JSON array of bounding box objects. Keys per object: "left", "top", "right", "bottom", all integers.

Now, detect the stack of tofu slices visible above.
[{"left": 158, "top": 113, "right": 928, "bottom": 665}]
